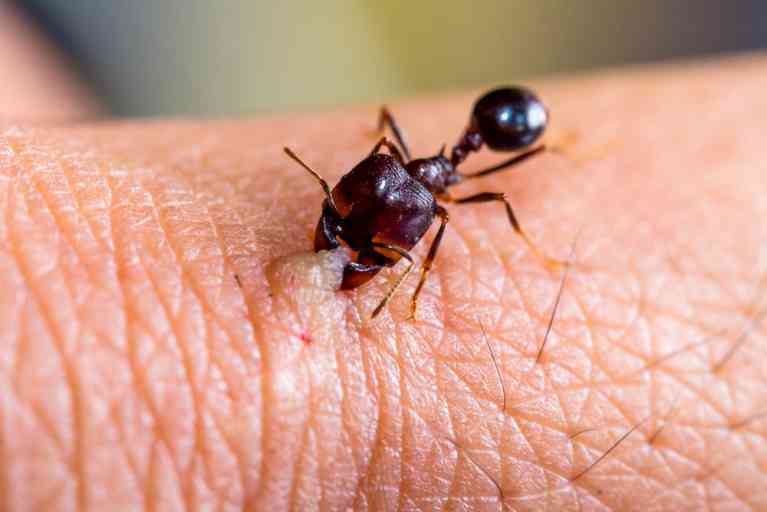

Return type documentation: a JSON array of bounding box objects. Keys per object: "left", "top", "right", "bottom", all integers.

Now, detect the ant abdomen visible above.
[
  {"left": 472, "top": 86, "right": 548, "bottom": 151},
  {"left": 450, "top": 86, "right": 547, "bottom": 166}
]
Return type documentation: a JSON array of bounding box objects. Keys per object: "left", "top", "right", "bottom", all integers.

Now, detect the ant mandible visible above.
[{"left": 285, "top": 86, "right": 562, "bottom": 319}]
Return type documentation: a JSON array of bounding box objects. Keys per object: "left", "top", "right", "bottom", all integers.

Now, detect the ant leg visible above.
[
  {"left": 284, "top": 147, "right": 339, "bottom": 214},
  {"left": 314, "top": 205, "right": 342, "bottom": 252},
  {"left": 369, "top": 136, "right": 405, "bottom": 164},
  {"left": 446, "top": 192, "right": 563, "bottom": 270},
  {"left": 410, "top": 206, "right": 449, "bottom": 320},
  {"left": 342, "top": 261, "right": 383, "bottom": 289},
  {"left": 370, "top": 243, "right": 415, "bottom": 318},
  {"left": 378, "top": 107, "right": 412, "bottom": 161},
  {"left": 460, "top": 145, "right": 546, "bottom": 180}
]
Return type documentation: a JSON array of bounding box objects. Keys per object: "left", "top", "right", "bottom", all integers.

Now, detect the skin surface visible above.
[{"left": 1, "top": 12, "right": 767, "bottom": 511}]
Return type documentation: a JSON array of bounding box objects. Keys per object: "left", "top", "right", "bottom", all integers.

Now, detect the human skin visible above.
[{"left": 2, "top": 13, "right": 767, "bottom": 512}]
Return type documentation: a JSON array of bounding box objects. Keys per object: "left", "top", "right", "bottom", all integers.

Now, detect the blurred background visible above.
[{"left": 15, "top": 0, "right": 767, "bottom": 117}]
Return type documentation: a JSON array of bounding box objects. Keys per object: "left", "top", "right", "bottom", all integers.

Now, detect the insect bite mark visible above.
[
  {"left": 266, "top": 248, "right": 351, "bottom": 296},
  {"left": 265, "top": 248, "right": 351, "bottom": 342}
]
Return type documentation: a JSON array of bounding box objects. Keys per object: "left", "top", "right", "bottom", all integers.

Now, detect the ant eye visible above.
[{"left": 472, "top": 86, "right": 547, "bottom": 151}]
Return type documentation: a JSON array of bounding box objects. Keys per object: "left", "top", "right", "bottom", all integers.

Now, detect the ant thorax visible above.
[{"left": 404, "top": 155, "right": 461, "bottom": 195}]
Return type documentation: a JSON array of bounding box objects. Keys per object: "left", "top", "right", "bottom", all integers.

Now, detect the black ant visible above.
[{"left": 285, "top": 86, "right": 562, "bottom": 319}]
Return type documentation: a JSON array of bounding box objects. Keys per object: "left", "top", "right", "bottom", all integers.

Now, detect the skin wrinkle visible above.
[
  {"left": 582, "top": 271, "right": 686, "bottom": 392},
  {"left": 351, "top": 322, "right": 403, "bottom": 509},
  {"left": 396, "top": 322, "right": 417, "bottom": 510},
  {"left": 108, "top": 174, "right": 191, "bottom": 509},
  {"left": 24, "top": 157, "right": 106, "bottom": 509},
  {"left": 325, "top": 310, "right": 365, "bottom": 508},
  {"left": 0, "top": 390, "right": 8, "bottom": 512},
  {"left": 178, "top": 175, "right": 253, "bottom": 500},
  {"left": 0, "top": 149, "right": 27, "bottom": 512},
  {"left": 520, "top": 264, "right": 688, "bottom": 508},
  {"left": 287, "top": 359, "right": 311, "bottom": 510},
  {"left": 142, "top": 166, "right": 266, "bottom": 506},
  {"left": 11, "top": 165, "right": 91, "bottom": 511},
  {"left": 29, "top": 151, "right": 156, "bottom": 508},
  {"left": 295, "top": 297, "right": 351, "bottom": 510},
  {"left": 308, "top": 268, "right": 352, "bottom": 509},
  {"left": 347, "top": 289, "right": 387, "bottom": 508},
  {"left": 195, "top": 193, "right": 266, "bottom": 508},
  {"left": 88, "top": 155, "right": 156, "bottom": 506},
  {"left": 104, "top": 154, "right": 217, "bottom": 510},
  {"left": 23, "top": 164, "right": 86, "bottom": 330},
  {"left": 349, "top": 332, "right": 378, "bottom": 511},
  {"left": 144, "top": 150, "right": 260, "bottom": 506},
  {"left": 435, "top": 253, "right": 505, "bottom": 508},
  {"left": 30, "top": 159, "right": 101, "bottom": 287},
  {"left": 55, "top": 155, "right": 114, "bottom": 255},
  {"left": 109, "top": 403, "right": 148, "bottom": 509},
  {"left": 503, "top": 324, "right": 593, "bottom": 502},
  {"left": 4, "top": 215, "right": 69, "bottom": 460},
  {"left": 524, "top": 246, "right": 583, "bottom": 491},
  {"left": 713, "top": 304, "right": 767, "bottom": 373},
  {"left": 133, "top": 181, "right": 210, "bottom": 509},
  {"left": 435, "top": 363, "right": 471, "bottom": 508},
  {"left": 645, "top": 355, "right": 740, "bottom": 433}
]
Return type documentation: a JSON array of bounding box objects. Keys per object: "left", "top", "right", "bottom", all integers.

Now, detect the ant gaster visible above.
[{"left": 285, "top": 86, "right": 561, "bottom": 319}]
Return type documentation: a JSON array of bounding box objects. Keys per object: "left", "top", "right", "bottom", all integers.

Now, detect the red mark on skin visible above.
[{"left": 299, "top": 332, "right": 312, "bottom": 345}]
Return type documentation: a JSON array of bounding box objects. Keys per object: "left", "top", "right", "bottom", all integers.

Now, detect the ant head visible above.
[{"left": 471, "top": 86, "right": 547, "bottom": 151}]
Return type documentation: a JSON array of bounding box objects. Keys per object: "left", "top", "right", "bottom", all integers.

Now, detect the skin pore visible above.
[{"left": 1, "top": 10, "right": 767, "bottom": 511}]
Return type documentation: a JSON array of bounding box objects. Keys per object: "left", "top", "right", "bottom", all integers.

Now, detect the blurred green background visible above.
[{"left": 19, "top": 0, "right": 767, "bottom": 116}]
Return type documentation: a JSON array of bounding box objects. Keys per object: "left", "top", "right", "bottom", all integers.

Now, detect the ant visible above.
[{"left": 285, "top": 86, "right": 562, "bottom": 319}]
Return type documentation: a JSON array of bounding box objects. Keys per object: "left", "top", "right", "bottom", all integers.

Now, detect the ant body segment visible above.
[{"left": 285, "top": 86, "right": 561, "bottom": 318}]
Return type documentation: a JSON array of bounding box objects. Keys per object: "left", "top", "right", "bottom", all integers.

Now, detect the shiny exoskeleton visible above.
[{"left": 285, "top": 86, "right": 559, "bottom": 319}]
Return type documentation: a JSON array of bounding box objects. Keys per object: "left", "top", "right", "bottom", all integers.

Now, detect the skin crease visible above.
[{"left": 1, "top": 14, "right": 767, "bottom": 512}]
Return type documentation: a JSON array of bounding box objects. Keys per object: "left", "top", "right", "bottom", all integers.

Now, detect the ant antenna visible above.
[{"left": 284, "top": 147, "right": 340, "bottom": 214}]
